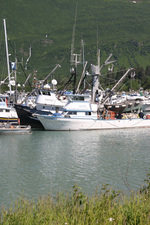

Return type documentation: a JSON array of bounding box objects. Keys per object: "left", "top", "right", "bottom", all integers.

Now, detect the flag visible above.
[{"left": 10, "top": 62, "right": 16, "bottom": 70}]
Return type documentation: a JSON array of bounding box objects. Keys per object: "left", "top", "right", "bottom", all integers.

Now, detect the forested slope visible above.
[{"left": 1, "top": 0, "right": 150, "bottom": 90}]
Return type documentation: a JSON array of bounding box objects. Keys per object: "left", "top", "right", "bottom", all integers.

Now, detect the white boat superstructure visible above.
[
  {"left": 17, "top": 92, "right": 36, "bottom": 108},
  {"left": 36, "top": 93, "right": 99, "bottom": 130},
  {"left": 141, "top": 96, "right": 150, "bottom": 115},
  {"left": 125, "top": 93, "right": 148, "bottom": 111},
  {"left": 35, "top": 89, "right": 67, "bottom": 113},
  {"left": 0, "top": 94, "right": 18, "bottom": 122},
  {"left": 104, "top": 91, "right": 150, "bottom": 114},
  {"left": 15, "top": 88, "right": 68, "bottom": 128}
]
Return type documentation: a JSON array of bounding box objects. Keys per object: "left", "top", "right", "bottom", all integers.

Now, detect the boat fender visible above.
[
  {"left": 146, "top": 115, "right": 150, "bottom": 119},
  {"left": 18, "top": 118, "right": 20, "bottom": 125},
  {"left": 6, "top": 98, "right": 8, "bottom": 106}
]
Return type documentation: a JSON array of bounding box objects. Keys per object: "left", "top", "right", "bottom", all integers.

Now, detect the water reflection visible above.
[{"left": 0, "top": 128, "right": 150, "bottom": 207}]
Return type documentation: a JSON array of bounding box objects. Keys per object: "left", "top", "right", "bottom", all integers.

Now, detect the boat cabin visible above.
[{"left": 63, "top": 94, "right": 97, "bottom": 118}]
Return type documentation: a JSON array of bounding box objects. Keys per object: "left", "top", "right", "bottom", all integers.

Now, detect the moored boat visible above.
[
  {"left": 0, "top": 122, "right": 32, "bottom": 134},
  {"left": 35, "top": 90, "right": 150, "bottom": 131},
  {"left": 35, "top": 54, "right": 140, "bottom": 131},
  {"left": 36, "top": 110, "right": 150, "bottom": 131},
  {"left": 0, "top": 94, "right": 18, "bottom": 123},
  {"left": 14, "top": 88, "right": 67, "bottom": 128}
]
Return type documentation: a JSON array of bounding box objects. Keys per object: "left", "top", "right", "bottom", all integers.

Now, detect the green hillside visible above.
[{"left": 1, "top": 0, "right": 150, "bottom": 90}]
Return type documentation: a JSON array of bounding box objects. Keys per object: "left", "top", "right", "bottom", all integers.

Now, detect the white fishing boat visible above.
[
  {"left": 36, "top": 114, "right": 150, "bottom": 131},
  {"left": 36, "top": 98, "right": 150, "bottom": 131},
  {"left": 0, "top": 122, "right": 31, "bottom": 134},
  {"left": 14, "top": 64, "right": 67, "bottom": 128},
  {"left": 15, "top": 87, "right": 67, "bottom": 128},
  {"left": 0, "top": 19, "right": 18, "bottom": 122},
  {"left": 36, "top": 50, "right": 145, "bottom": 131},
  {"left": 0, "top": 94, "right": 18, "bottom": 123}
]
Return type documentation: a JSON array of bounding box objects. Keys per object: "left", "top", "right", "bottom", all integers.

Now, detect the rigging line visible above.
[
  {"left": 118, "top": 80, "right": 129, "bottom": 91},
  {"left": 0, "top": 23, "right": 4, "bottom": 50},
  {"left": 8, "top": 40, "right": 32, "bottom": 89},
  {"left": 57, "top": 78, "right": 71, "bottom": 91},
  {"left": 105, "top": 76, "right": 117, "bottom": 82},
  {"left": 118, "top": 72, "right": 135, "bottom": 91},
  {"left": 0, "top": 38, "right": 8, "bottom": 80},
  {"left": 100, "top": 68, "right": 131, "bottom": 77}
]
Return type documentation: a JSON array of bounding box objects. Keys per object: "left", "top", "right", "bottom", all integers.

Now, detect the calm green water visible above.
[{"left": 0, "top": 128, "right": 150, "bottom": 207}]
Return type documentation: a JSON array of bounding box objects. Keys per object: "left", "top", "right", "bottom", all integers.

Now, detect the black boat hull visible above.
[{"left": 14, "top": 104, "right": 44, "bottom": 129}]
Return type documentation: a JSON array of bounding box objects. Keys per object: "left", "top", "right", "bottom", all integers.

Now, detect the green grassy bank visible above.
[{"left": 1, "top": 178, "right": 150, "bottom": 225}]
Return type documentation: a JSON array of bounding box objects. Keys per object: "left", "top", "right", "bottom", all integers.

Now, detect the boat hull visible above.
[
  {"left": 0, "top": 117, "right": 18, "bottom": 123},
  {"left": 0, "top": 125, "right": 32, "bottom": 134},
  {"left": 37, "top": 115, "right": 150, "bottom": 131},
  {"left": 14, "top": 104, "right": 44, "bottom": 129}
]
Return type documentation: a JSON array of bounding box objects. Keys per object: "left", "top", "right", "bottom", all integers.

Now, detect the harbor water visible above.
[{"left": 0, "top": 128, "right": 150, "bottom": 208}]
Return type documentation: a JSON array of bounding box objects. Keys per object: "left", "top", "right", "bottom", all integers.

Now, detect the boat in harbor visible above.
[
  {"left": 0, "top": 122, "right": 32, "bottom": 134},
  {"left": 0, "top": 94, "right": 18, "bottom": 123},
  {"left": 0, "top": 19, "right": 18, "bottom": 123},
  {"left": 104, "top": 92, "right": 150, "bottom": 114},
  {"left": 36, "top": 113, "right": 150, "bottom": 131},
  {"left": 14, "top": 64, "right": 67, "bottom": 128},
  {"left": 35, "top": 94, "right": 150, "bottom": 131},
  {"left": 35, "top": 59, "right": 150, "bottom": 131},
  {"left": 15, "top": 87, "right": 67, "bottom": 128}
]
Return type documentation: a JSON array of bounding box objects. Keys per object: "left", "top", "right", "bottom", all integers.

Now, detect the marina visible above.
[
  {"left": 1, "top": 0, "right": 150, "bottom": 223},
  {"left": 0, "top": 17, "right": 150, "bottom": 214}
]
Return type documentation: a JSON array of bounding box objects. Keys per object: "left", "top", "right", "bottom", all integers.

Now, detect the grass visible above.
[{"left": 1, "top": 179, "right": 150, "bottom": 225}]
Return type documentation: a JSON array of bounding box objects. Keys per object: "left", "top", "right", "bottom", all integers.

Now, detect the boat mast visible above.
[
  {"left": 81, "top": 39, "right": 85, "bottom": 88},
  {"left": 3, "top": 19, "right": 11, "bottom": 94},
  {"left": 91, "top": 49, "right": 100, "bottom": 103},
  {"left": 70, "top": 5, "right": 81, "bottom": 94}
]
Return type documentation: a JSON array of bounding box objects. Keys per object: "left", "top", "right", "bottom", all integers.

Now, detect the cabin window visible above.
[
  {"left": 6, "top": 109, "right": 10, "bottom": 112},
  {"left": 68, "top": 111, "right": 77, "bottom": 115},
  {"left": 70, "top": 96, "right": 84, "bottom": 101},
  {"left": 85, "top": 112, "right": 91, "bottom": 115},
  {"left": 0, "top": 109, "right": 3, "bottom": 112}
]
